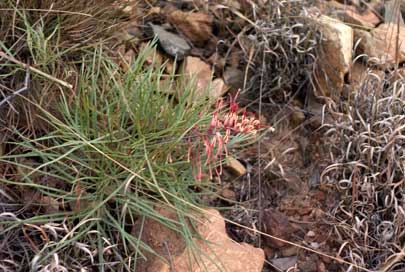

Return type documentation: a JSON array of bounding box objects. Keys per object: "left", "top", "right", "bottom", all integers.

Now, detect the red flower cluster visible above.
[{"left": 187, "top": 91, "right": 265, "bottom": 181}]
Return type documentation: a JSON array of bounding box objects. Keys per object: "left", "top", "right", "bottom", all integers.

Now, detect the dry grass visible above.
[
  {"left": 0, "top": 0, "right": 127, "bottom": 132},
  {"left": 321, "top": 66, "right": 405, "bottom": 271},
  {"left": 243, "top": 0, "right": 320, "bottom": 107}
]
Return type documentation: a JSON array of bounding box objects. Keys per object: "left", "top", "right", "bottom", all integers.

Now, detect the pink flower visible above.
[{"left": 186, "top": 89, "right": 270, "bottom": 182}]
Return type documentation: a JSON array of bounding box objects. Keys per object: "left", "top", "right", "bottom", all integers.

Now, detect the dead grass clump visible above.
[
  {"left": 321, "top": 68, "right": 405, "bottom": 271},
  {"left": 0, "top": 0, "right": 126, "bottom": 131},
  {"left": 244, "top": 0, "right": 319, "bottom": 105},
  {"left": 0, "top": 0, "right": 125, "bottom": 53}
]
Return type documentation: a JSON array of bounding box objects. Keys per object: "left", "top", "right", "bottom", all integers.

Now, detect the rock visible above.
[
  {"left": 306, "top": 230, "right": 316, "bottom": 239},
  {"left": 166, "top": 10, "right": 213, "bottom": 47},
  {"left": 262, "top": 209, "right": 293, "bottom": 248},
  {"left": 180, "top": 56, "right": 220, "bottom": 100},
  {"left": 263, "top": 246, "right": 275, "bottom": 259},
  {"left": 339, "top": 8, "right": 380, "bottom": 29},
  {"left": 139, "top": 42, "right": 163, "bottom": 66},
  {"left": 313, "top": 15, "right": 353, "bottom": 99},
  {"left": 310, "top": 242, "right": 320, "bottom": 249},
  {"left": 211, "top": 78, "right": 229, "bottom": 99},
  {"left": 271, "top": 256, "right": 298, "bottom": 271},
  {"left": 220, "top": 187, "right": 236, "bottom": 201},
  {"left": 224, "top": 157, "right": 247, "bottom": 177},
  {"left": 281, "top": 245, "right": 299, "bottom": 257},
  {"left": 355, "top": 24, "right": 405, "bottom": 67},
  {"left": 384, "top": 1, "right": 405, "bottom": 26},
  {"left": 133, "top": 207, "right": 265, "bottom": 272},
  {"left": 149, "top": 23, "right": 191, "bottom": 60},
  {"left": 328, "top": 1, "right": 380, "bottom": 28}
]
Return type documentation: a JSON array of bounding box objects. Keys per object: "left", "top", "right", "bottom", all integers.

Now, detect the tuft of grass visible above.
[
  {"left": 0, "top": 40, "right": 229, "bottom": 270},
  {"left": 0, "top": 2, "right": 263, "bottom": 271}
]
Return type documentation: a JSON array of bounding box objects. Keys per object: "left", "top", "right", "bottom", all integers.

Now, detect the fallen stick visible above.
[
  {"left": 0, "top": 68, "right": 30, "bottom": 109},
  {"left": 0, "top": 51, "right": 73, "bottom": 89}
]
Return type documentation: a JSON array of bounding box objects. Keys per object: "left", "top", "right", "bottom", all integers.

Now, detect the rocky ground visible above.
[
  {"left": 1, "top": 0, "right": 404, "bottom": 271},
  {"left": 118, "top": 0, "right": 405, "bottom": 271}
]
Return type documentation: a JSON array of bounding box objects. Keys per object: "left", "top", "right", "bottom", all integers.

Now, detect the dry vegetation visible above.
[{"left": 1, "top": 0, "right": 404, "bottom": 271}]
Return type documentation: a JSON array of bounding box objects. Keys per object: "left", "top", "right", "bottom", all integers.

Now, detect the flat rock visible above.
[
  {"left": 133, "top": 207, "right": 265, "bottom": 272},
  {"left": 149, "top": 23, "right": 191, "bottom": 60},
  {"left": 166, "top": 10, "right": 213, "bottom": 47},
  {"left": 355, "top": 23, "right": 405, "bottom": 67},
  {"left": 312, "top": 15, "right": 353, "bottom": 99},
  {"left": 272, "top": 256, "right": 298, "bottom": 271},
  {"left": 328, "top": 1, "right": 380, "bottom": 29},
  {"left": 339, "top": 8, "right": 380, "bottom": 29}
]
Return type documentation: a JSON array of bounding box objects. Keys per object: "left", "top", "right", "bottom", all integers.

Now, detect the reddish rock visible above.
[
  {"left": 166, "top": 10, "right": 213, "bottom": 47},
  {"left": 355, "top": 24, "right": 405, "bottom": 67},
  {"left": 180, "top": 56, "right": 213, "bottom": 99},
  {"left": 262, "top": 209, "right": 293, "bottom": 248},
  {"left": 328, "top": 1, "right": 380, "bottom": 29},
  {"left": 133, "top": 207, "right": 265, "bottom": 272},
  {"left": 313, "top": 15, "right": 353, "bottom": 99}
]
